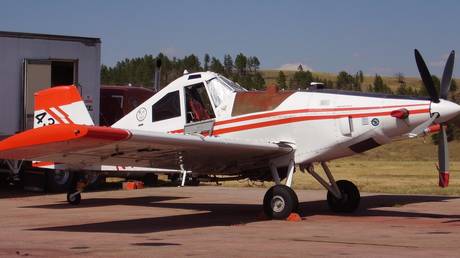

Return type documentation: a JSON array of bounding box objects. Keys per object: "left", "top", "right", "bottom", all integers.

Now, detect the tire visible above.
[
  {"left": 263, "top": 185, "right": 299, "bottom": 219},
  {"left": 327, "top": 180, "right": 360, "bottom": 213},
  {"left": 67, "top": 192, "right": 81, "bottom": 205}
]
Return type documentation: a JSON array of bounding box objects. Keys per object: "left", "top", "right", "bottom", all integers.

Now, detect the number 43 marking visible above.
[{"left": 35, "top": 112, "right": 55, "bottom": 126}]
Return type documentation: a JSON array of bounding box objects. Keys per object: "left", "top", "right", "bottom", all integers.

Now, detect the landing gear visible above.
[
  {"left": 66, "top": 191, "right": 81, "bottom": 205},
  {"left": 263, "top": 160, "right": 298, "bottom": 219},
  {"left": 301, "top": 162, "right": 361, "bottom": 213},
  {"left": 326, "top": 180, "right": 360, "bottom": 212},
  {"left": 66, "top": 172, "right": 87, "bottom": 205},
  {"left": 263, "top": 185, "right": 299, "bottom": 219}
]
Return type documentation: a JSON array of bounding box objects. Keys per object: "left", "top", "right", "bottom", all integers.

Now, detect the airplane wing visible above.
[{"left": 0, "top": 124, "right": 293, "bottom": 173}]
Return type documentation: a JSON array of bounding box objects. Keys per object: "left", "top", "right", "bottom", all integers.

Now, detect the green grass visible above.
[{"left": 218, "top": 138, "right": 460, "bottom": 195}]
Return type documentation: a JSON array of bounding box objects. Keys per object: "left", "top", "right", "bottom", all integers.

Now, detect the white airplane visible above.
[{"left": 0, "top": 50, "right": 458, "bottom": 219}]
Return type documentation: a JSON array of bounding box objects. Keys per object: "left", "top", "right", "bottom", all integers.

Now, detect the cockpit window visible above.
[
  {"left": 219, "top": 76, "right": 247, "bottom": 92},
  {"left": 206, "top": 76, "right": 246, "bottom": 108},
  {"left": 152, "top": 90, "right": 181, "bottom": 122},
  {"left": 185, "top": 83, "right": 215, "bottom": 123},
  {"left": 207, "top": 78, "right": 232, "bottom": 107}
]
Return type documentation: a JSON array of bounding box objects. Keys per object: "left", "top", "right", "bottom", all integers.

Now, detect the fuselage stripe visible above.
[
  {"left": 211, "top": 108, "right": 429, "bottom": 135},
  {"left": 170, "top": 105, "right": 430, "bottom": 135}
]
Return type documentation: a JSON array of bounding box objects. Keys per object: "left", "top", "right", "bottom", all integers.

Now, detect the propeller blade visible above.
[
  {"left": 440, "top": 50, "right": 455, "bottom": 99},
  {"left": 438, "top": 124, "right": 449, "bottom": 187},
  {"left": 415, "top": 49, "right": 439, "bottom": 103}
]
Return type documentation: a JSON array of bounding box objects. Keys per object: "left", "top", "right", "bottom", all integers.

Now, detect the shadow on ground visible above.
[{"left": 25, "top": 193, "right": 460, "bottom": 234}]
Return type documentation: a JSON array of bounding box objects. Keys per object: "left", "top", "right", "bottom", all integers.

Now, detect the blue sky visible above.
[{"left": 1, "top": 0, "right": 459, "bottom": 76}]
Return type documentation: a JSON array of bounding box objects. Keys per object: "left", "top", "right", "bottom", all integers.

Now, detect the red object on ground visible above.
[
  {"left": 286, "top": 213, "right": 302, "bottom": 222},
  {"left": 134, "top": 181, "right": 144, "bottom": 189},
  {"left": 439, "top": 172, "right": 450, "bottom": 187},
  {"left": 123, "top": 181, "right": 144, "bottom": 190}
]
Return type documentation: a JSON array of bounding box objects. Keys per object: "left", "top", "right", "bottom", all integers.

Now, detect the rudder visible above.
[{"left": 33, "top": 85, "right": 94, "bottom": 128}]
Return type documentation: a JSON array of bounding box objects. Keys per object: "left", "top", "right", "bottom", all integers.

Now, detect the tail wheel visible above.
[
  {"left": 67, "top": 192, "right": 81, "bottom": 205},
  {"left": 263, "top": 185, "right": 298, "bottom": 219},
  {"left": 327, "top": 180, "right": 360, "bottom": 212}
]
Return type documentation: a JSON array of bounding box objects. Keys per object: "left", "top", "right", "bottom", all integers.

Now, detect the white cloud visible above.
[{"left": 279, "top": 63, "right": 313, "bottom": 71}]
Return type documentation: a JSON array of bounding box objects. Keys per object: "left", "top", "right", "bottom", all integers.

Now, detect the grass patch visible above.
[{"left": 219, "top": 138, "right": 460, "bottom": 196}]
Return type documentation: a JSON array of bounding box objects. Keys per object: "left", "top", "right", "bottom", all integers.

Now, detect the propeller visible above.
[{"left": 414, "top": 49, "right": 455, "bottom": 187}]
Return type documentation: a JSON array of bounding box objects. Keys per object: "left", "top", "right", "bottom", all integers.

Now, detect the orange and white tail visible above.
[
  {"left": 32, "top": 85, "right": 93, "bottom": 169},
  {"left": 33, "top": 85, "right": 94, "bottom": 128}
]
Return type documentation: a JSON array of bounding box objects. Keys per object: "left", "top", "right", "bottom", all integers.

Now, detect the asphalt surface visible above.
[{"left": 1, "top": 186, "right": 460, "bottom": 257}]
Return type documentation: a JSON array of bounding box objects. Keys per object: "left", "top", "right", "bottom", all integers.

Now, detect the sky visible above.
[{"left": 1, "top": 0, "right": 459, "bottom": 77}]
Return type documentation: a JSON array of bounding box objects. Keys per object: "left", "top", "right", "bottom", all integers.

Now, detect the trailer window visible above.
[{"left": 152, "top": 91, "right": 181, "bottom": 122}]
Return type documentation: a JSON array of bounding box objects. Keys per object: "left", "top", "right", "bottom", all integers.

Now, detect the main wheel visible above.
[
  {"left": 263, "top": 185, "right": 299, "bottom": 219},
  {"left": 67, "top": 192, "right": 81, "bottom": 205},
  {"left": 327, "top": 180, "right": 360, "bottom": 212}
]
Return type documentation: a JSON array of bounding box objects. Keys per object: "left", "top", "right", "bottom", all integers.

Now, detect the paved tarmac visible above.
[{"left": 0, "top": 186, "right": 460, "bottom": 257}]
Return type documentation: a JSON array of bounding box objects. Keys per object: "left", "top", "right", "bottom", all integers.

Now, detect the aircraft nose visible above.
[{"left": 431, "top": 99, "right": 460, "bottom": 123}]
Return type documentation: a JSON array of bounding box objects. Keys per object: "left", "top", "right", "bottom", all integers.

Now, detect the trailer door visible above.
[
  {"left": 23, "top": 60, "right": 51, "bottom": 130},
  {"left": 23, "top": 60, "right": 77, "bottom": 130}
]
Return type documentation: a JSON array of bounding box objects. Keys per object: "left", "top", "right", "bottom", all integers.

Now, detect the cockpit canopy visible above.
[{"left": 206, "top": 75, "right": 246, "bottom": 108}]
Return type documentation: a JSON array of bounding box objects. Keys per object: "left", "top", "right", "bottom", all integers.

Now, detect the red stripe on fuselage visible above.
[
  {"left": 211, "top": 108, "right": 429, "bottom": 135},
  {"left": 215, "top": 103, "right": 428, "bottom": 127},
  {"left": 170, "top": 104, "right": 430, "bottom": 135}
]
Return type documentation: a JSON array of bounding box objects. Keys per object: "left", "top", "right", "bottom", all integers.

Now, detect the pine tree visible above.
[
  {"left": 277, "top": 71, "right": 287, "bottom": 89},
  {"left": 204, "top": 54, "right": 210, "bottom": 71},
  {"left": 235, "top": 53, "right": 248, "bottom": 76},
  {"left": 223, "top": 54, "right": 233, "bottom": 76},
  {"left": 372, "top": 74, "right": 392, "bottom": 94}
]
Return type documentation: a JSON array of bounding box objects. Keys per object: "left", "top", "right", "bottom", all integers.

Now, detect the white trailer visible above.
[{"left": 0, "top": 31, "right": 101, "bottom": 190}]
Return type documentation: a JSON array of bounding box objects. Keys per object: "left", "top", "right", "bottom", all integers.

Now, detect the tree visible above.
[
  {"left": 252, "top": 73, "right": 265, "bottom": 90},
  {"left": 182, "top": 54, "right": 202, "bottom": 72},
  {"left": 358, "top": 70, "right": 364, "bottom": 83},
  {"left": 277, "top": 71, "right": 287, "bottom": 89},
  {"left": 336, "top": 71, "right": 354, "bottom": 90},
  {"left": 248, "top": 56, "right": 260, "bottom": 73},
  {"left": 297, "top": 64, "right": 303, "bottom": 72},
  {"left": 101, "top": 65, "right": 112, "bottom": 84},
  {"left": 353, "top": 72, "right": 362, "bottom": 91},
  {"left": 204, "top": 53, "right": 210, "bottom": 71},
  {"left": 396, "top": 83, "right": 413, "bottom": 95},
  {"left": 223, "top": 54, "right": 233, "bottom": 76},
  {"left": 395, "top": 72, "right": 405, "bottom": 84},
  {"left": 235, "top": 53, "right": 248, "bottom": 76},
  {"left": 371, "top": 74, "right": 392, "bottom": 94},
  {"left": 209, "top": 57, "right": 224, "bottom": 74},
  {"left": 289, "top": 69, "right": 313, "bottom": 89}
]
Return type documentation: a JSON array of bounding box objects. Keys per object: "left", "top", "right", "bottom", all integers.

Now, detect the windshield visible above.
[{"left": 218, "top": 76, "right": 247, "bottom": 92}]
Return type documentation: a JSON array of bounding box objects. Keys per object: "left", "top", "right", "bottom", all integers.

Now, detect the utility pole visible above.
[{"left": 154, "top": 58, "right": 162, "bottom": 92}]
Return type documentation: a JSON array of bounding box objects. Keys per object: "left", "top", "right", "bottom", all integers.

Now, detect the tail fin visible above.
[
  {"left": 33, "top": 85, "right": 94, "bottom": 128},
  {"left": 32, "top": 85, "right": 93, "bottom": 169}
]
